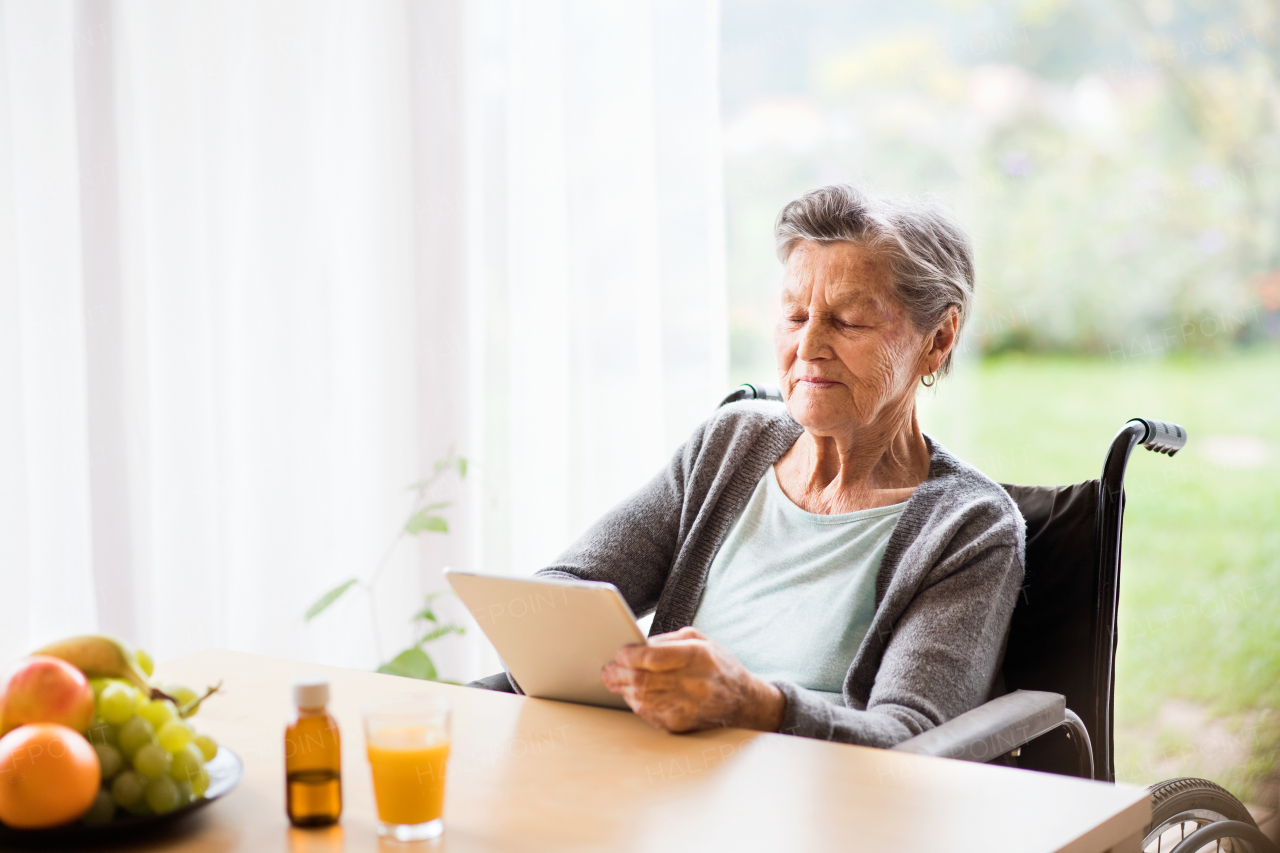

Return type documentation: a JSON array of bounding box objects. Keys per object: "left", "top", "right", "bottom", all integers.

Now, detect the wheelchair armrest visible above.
[{"left": 890, "top": 690, "right": 1065, "bottom": 763}]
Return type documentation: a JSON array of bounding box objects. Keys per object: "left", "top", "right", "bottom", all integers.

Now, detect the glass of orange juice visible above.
[{"left": 363, "top": 697, "right": 451, "bottom": 841}]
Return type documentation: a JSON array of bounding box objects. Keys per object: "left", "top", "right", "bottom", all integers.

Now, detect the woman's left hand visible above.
[{"left": 601, "top": 627, "right": 786, "bottom": 733}]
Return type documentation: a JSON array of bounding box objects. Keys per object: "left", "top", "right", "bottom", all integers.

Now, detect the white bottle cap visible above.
[{"left": 293, "top": 675, "right": 330, "bottom": 708}]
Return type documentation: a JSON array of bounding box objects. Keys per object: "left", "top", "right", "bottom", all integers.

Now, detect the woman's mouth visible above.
[{"left": 797, "top": 377, "right": 840, "bottom": 389}]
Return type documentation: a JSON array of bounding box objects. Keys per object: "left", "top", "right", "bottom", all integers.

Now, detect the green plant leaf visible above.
[
  {"left": 418, "top": 625, "right": 465, "bottom": 644},
  {"left": 305, "top": 578, "right": 359, "bottom": 622},
  {"left": 405, "top": 511, "right": 448, "bottom": 534},
  {"left": 377, "top": 647, "right": 438, "bottom": 681},
  {"left": 455, "top": 457, "right": 467, "bottom": 478},
  {"left": 410, "top": 591, "right": 457, "bottom": 624}
]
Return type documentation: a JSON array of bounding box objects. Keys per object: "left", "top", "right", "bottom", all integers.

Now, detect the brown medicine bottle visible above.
[{"left": 285, "top": 676, "right": 342, "bottom": 827}]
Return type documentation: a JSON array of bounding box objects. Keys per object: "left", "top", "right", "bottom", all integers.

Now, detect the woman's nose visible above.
[{"left": 796, "top": 318, "right": 829, "bottom": 361}]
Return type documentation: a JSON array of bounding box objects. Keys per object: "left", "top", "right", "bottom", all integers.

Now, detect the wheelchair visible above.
[{"left": 723, "top": 383, "right": 1279, "bottom": 853}]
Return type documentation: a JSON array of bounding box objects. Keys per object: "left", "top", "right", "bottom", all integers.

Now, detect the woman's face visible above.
[{"left": 774, "top": 240, "right": 932, "bottom": 438}]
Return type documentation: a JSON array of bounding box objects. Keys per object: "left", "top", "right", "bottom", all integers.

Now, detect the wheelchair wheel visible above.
[{"left": 1142, "top": 777, "right": 1272, "bottom": 853}]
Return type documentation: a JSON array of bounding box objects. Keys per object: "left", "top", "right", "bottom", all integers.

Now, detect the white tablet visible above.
[{"left": 444, "top": 569, "right": 647, "bottom": 711}]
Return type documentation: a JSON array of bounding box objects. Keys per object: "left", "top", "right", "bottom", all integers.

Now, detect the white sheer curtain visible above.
[{"left": 0, "top": 0, "right": 725, "bottom": 681}]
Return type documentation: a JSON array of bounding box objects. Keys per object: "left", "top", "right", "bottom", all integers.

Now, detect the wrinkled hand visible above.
[{"left": 600, "top": 627, "right": 786, "bottom": 733}]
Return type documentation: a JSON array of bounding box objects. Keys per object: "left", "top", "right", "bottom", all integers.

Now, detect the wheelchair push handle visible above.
[
  {"left": 1129, "top": 418, "right": 1187, "bottom": 456},
  {"left": 718, "top": 383, "right": 784, "bottom": 407}
]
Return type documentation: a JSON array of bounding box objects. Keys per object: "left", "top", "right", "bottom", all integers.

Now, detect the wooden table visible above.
[{"left": 124, "top": 649, "right": 1150, "bottom": 852}]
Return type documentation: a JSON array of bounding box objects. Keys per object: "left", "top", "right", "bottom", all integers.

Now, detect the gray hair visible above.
[{"left": 774, "top": 184, "right": 974, "bottom": 378}]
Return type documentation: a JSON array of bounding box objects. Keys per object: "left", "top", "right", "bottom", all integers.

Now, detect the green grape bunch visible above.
[{"left": 81, "top": 678, "right": 221, "bottom": 825}]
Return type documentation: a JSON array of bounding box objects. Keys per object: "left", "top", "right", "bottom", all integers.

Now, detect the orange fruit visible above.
[{"left": 0, "top": 724, "right": 101, "bottom": 829}]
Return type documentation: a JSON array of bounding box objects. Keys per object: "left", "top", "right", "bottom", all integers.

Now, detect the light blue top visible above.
[{"left": 691, "top": 466, "right": 906, "bottom": 704}]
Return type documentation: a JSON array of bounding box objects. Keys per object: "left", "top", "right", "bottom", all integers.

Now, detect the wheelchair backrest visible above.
[{"left": 1000, "top": 481, "right": 1108, "bottom": 779}]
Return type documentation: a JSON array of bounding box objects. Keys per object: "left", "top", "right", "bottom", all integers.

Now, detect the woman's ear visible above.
[{"left": 927, "top": 307, "right": 960, "bottom": 373}]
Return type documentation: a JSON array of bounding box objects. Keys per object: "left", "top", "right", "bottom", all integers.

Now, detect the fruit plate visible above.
[{"left": 0, "top": 747, "right": 243, "bottom": 845}]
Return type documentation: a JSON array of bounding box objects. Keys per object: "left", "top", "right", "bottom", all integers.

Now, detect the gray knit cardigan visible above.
[{"left": 532, "top": 400, "right": 1026, "bottom": 748}]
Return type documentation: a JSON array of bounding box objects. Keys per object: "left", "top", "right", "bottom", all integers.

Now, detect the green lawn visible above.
[{"left": 916, "top": 348, "right": 1280, "bottom": 804}]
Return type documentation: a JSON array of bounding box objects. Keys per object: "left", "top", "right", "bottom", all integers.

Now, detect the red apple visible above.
[{"left": 0, "top": 655, "right": 95, "bottom": 736}]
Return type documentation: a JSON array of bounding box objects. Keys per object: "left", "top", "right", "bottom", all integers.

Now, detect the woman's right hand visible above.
[{"left": 600, "top": 627, "right": 786, "bottom": 734}]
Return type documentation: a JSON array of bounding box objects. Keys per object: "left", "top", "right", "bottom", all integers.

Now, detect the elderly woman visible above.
[{"left": 481, "top": 184, "right": 1024, "bottom": 748}]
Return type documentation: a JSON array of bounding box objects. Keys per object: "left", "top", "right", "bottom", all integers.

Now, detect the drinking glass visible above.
[{"left": 363, "top": 697, "right": 451, "bottom": 841}]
